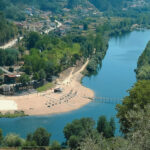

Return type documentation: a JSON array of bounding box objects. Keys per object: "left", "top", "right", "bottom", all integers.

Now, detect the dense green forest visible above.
[
  {"left": 0, "top": 0, "right": 26, "bottom": 21},
  {"left": 20, "top": 28, "right": 107, "bottom": 82},
  {"left": 0, "top": 48, "right": 19, "bottom": 66},
  {"left": 136, "top": 41, "right": 150, "bottom": 80},
  {"left": 0, "top": 0, "right": 67, "bottom": 20},
  {"left": 23, "top": 32, "right": 81, "bottom": 81},
  {"left": 0, "top": 12, "right": 17, "bottom": 45},
  {"left": 89, "top": 0, "right": 125, "bottom": 11}
]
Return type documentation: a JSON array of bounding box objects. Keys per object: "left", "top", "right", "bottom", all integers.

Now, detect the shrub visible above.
[{"left": 3, "top": 133, "right": 24, "bottom": 147}]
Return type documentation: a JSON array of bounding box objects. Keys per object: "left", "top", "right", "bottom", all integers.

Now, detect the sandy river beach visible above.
[{"left": 0, "top": 60, "right": 94, "bottom": 116}]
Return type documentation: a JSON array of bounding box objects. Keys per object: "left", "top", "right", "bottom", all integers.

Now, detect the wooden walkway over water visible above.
[{"left": 92, "top": 97, "right": 123, "bottom": 104}]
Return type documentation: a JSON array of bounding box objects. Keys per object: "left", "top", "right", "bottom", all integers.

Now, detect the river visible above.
[{"left": 0, "top": 30, "right": 150, "bottom": 143}]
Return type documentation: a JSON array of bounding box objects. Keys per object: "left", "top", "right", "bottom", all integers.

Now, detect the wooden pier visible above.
[{"left": 92, "top": 97, "right": 123, "bottom": 104}]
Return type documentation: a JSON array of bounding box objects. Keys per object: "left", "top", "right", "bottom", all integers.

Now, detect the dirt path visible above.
[
  {"left": 75, "top": 59, "right": 89, "bottom": 75},
  {"left": 62, "top": 59, "right": 89, "bottom": 84},
  {"left": 0, "top": 37, "right": 23, "bottom": 49}
]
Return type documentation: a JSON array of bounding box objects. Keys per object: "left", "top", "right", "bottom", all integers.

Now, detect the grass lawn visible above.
[
  {"left": 0, "top": 111, "right": 27, "bottom": 118},
  {"left": 37, "top": 82, "right": 54, "bottom": 92}
]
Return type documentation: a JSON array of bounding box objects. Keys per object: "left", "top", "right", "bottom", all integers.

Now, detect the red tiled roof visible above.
[{"left": 4, "top": 74, "right": 16, "bottom": 78}]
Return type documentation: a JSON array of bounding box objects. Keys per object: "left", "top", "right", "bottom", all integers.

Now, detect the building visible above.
[
  {"left": 4, "top": 74, "right": 21, "bottom": 84},
  {"left": 0, "top": 85, "right": 15, "bottom": 95},
  {"left": 4, "top": 75, "right": 16, "bottom": 84}
]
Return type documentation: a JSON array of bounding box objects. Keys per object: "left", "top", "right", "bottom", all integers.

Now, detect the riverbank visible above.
[{"left": 0, "top": 59, "right": 94, "bottom": 116}]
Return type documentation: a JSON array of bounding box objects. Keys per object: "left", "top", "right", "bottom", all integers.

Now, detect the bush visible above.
[
  {"left": 97, "top": 116, "right": 115, "bottom": 138},
  {"left": 0, "top": 129, "right": 3, "bottom": 145},
  {"left": 3, "top": 133, "right": 24, "bottom": 147},
  {"left": 19, "top": 74, "right": 30, "bottom": 85},
  {"left": 50, "top": 141, "right": 61, "bottom": 150},
  {"left": 0, "top": 69, "right": 3, "bottom": 75},
  {"left": 68, "top": 135, "right": 79, "bottom": 149},
  {"left": 26, "top": 128, "right": 51, "bottom": 146},
  {"left": 8, "top": 67, "right": 14, "bottom": 72}
]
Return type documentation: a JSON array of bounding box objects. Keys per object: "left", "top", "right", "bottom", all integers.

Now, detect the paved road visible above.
[
  {"left": 0, "top": 37, "right": 23, "bottom": 50},
  {"left": 0, "top": 67, "right": 13, "bottom": 75}
]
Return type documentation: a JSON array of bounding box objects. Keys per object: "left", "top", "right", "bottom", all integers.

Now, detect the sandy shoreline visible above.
[{"left": 0, "top": 60, "right": 94, "bottom": 116}]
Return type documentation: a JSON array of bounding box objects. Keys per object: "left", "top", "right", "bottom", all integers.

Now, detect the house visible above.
[
  {"left": 50, "top": 22, "right": 56, "bottom": 28},
  {"left": 79, "top": 25, "right": 83, "bottom": 30},
  {"left": 4, "top": 75, "right": 16, "bottom": 84},
  {"left": 0, "top": 85, "right": 15, "bottom": 95},
  {"left": 4, "top": 74, "right": 20, "bottom": 84}
]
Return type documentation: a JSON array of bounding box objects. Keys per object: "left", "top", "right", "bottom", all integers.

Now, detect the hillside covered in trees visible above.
[
  {"left": 0, "top": 12, "right": 17, "bottom": 45},
  {"left": 136, "top": 41, "right": 150, "bottom": 80},
  {"left": 1, "top": 0, "right": 150, "bottom": 21},
  {"left": 89, "top": 0, "right": 125, "bottom": 11},
  {"left": 0, "top": 0, "right": 66, "bottom": 20}
]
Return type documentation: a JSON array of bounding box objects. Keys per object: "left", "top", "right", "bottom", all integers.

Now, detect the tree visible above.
[
  {"left": 19, "top": 46, "right": 25, "bottom": 55},
  {"left": 67, "top": 0, "right": 79, "bottom": 9},
  {"left": 83, "top": 23, "right": 88, "bottom": 30},
  {"left": 0, "top": 129, "right": 3, "bottom": 145},
  {"left": 19, "top": 74, "right": 30, "bottom": 85},
  {"left": 32, "top": 127, "right": 51, "bottom": 146},
  {"left": 8, "top": 67, "right": 14, "bottom": 72},
  {"left": 3, "top": 134, "right": 24, "bottom": 147},
  {"left": 78, "top": 134, "right": 109, "bottom": 150},
  {"left": 136, "top": 41, "right": 150, "bottom": 80},
  {"left": 33, "top": 72, "right": 40, "bottom": 81},
  {"left": 63, "top": 118, "right": 95, "bottom": 141},
  {"left": 0, "top": 69, "right": 3, "bottom": 75},
  {"left": 26, "top": 32, "right": 40, "bottom": 49},
  {"left": 97, "top": 116, "right": 107, "bottom": 135},
  {"left": 38, "top": 69, "right": 46, "bottom": 81},
  {"left": 109, "top": 117, "right": 115, "bottom": 137},
  {"left": 125, "top": 104, "right": 150, "bottom": 150},
  {"left": 68, "top": 135, "right": 79, "bottom": 149},
  {"left": 97, "top": 116, "right": 115, "bottom": 138},
  {"left": 50, "top": 141, "right": 61, "bottom": 150},
  {"left": 25, "top": 133, "right": 37, "bottom": 147},
  {"left": 24, "top": 65, "right": 32, "bottom": 75},
  {"left": 0, "top": 12, "right": 17, "bottom": 45},
  {"left": 0, "top": 49, "right": 19, "bottom": 66},
  {"left": 116, "top": 80, "right": 150, "bottom": 134}
]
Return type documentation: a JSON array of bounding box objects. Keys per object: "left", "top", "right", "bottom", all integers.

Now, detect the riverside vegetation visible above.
[
  {"left": 0, "top": 80, "right": 149, "bottom": 150},
  {"left": 136, "top": 41, "right": 150, "bottom": 80},
  {"left": 0, "top": 116, "right": 115, "bottom": 149},
  {"left": 0, "top": 111, "right": 27, "bottom": 118}
]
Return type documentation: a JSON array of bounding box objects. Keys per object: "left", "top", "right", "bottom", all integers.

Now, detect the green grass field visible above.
[{"left": 37, "top": 82, "right": 54, "bottom": 92}]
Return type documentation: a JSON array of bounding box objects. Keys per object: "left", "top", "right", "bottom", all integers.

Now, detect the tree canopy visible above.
[
  {"left": 116, "top": 80, "right": 150, "bottom": 134},
  {"left": 136, "top": 41, "right": 150, "bottom": 80},
  {"left": 26, "top": 127, "right": 51, "bottom": 146},
  {"left": 0, "top": 12, "right": 17, "bottom": 45}
]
